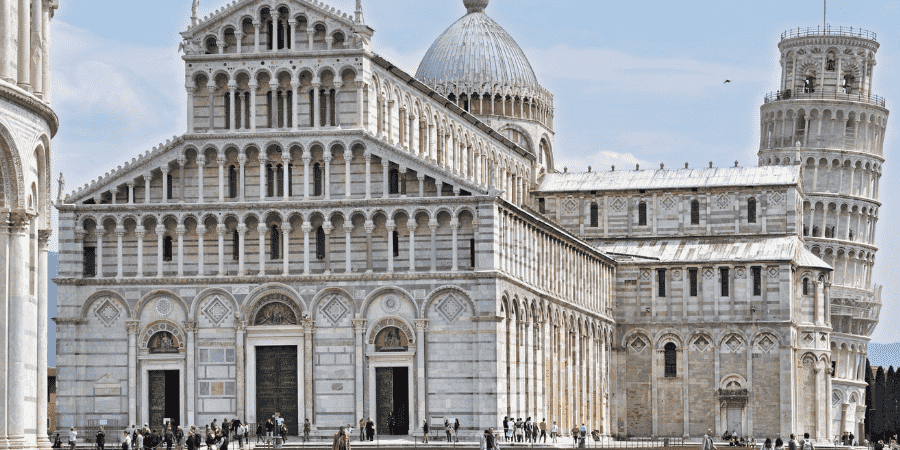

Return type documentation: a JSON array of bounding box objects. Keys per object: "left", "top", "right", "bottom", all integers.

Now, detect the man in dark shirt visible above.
[{"left": 365, "top": 418, "right": 375, "bottom": 441}]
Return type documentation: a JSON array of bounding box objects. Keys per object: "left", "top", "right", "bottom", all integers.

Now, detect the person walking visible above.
[
  {"left": 454, "top": 419, "right": 460, "bottom": 443},
  {"left": 303, "top": 419, "right": 311, "bottom": 443},
  {"left": 332, "top": 427, "right": 350, "bottom": 450},
  {"left": 800, "top": 433, "right": 815, "bottom": 450},
  {"left": 422, "top": 420, "right": 429, "bottom": 444},
  {"left": 524, "top": 418, "right": 532, "bottom": 443},
  {"left": 134, "top": 430, "right": 143, "bottom": 450},
  {"left": 67, "top": 427, "right": 76, "bottom": 450},
  {"left": 539, "top": 419, "right": 547, "bottom": 443},
  {"left": 185, "top": 427, "right": 196, "bottom": 450},
  {"left": 96, "top": 427, "right": 106, "bottom": 450},
  {"left": 551, "top": 422, "right": 558, "bottom": 443},
  {"left": 502, "top": 417, "right": 509, "bottom": 443},
  {"left": 122, "top": 431, "right": 131, "bottom": 450},
  {"left": 265, "top": 419, "right": 274, "bottom": 446},
  {"left": 365, "top": 418, "right": 375, "bottom": 441},
  {"left": 165, "top": 424, "right": 175, "bottom": 450},
  {"left": 176, "top": 426, "right": 185, "bottom": 450},
  {"left": 701, "top": 429, "right": 717, "bottom": 450},
  {"left": 256, "top": 423, "right": 263, "bottom": 444},
  {"left": 358, "top": 419, "right": 365, "bottom": 441}
]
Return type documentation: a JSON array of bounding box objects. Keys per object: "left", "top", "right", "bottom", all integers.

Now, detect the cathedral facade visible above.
[
  {"left": 0, "top": 1, "right": 60, "bottom": 450},
  {"left": 53, "top": 0, "right": 884, "bottom": 443}
]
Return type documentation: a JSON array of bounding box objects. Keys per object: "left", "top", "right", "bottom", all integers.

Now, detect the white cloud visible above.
[{"left": 527, "top": 45, "right": 767, "bottom": 94}]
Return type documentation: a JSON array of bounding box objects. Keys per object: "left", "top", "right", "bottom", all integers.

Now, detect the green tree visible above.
[
  {"left": 875, "top": 366, "right": 887, "bottom": 441},
  {"left": 887, "top": 367, "right": 897, "bottom": 438}
]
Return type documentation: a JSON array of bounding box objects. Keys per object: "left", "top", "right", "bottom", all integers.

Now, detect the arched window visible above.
[
  {"left": 638, "top": 201, "right": 647, "bottom": 226},
  {"left": 590, "top": 203, "right": 599, "bottom": 228},
  {"left": 470, "top": 238, "right": 476, "bottom": 268},
  {"left": 389, "top": 168, "right": 400, "bottom": 194},
  {"left": 270, "top": 224, "right": 280, "bottom": 260},
  {"left": 228, "top": 165, "right": 238, "bottom": 198},
  {"left": 691, "top": 200, "right": 700, "bottom": 225},
  {"left": 803, "top": 278, "right": 809, "bottom": 296},
  {"left": 664, "top": 343, "right": 677, "bottom": 378},
  {"left": 747, "top": 197, "right": 757, "bottom": 223},
  {"left": 276, "top": 164, "right": 284, "bottom": 197},
  {"left": 316, "top": 226, "right": 325, "bottom": 260},
  {"left": 224, "top": 94, "right": 231, "bottom": 129},
  {"left": 313, "top": 163, "right": 323, "bottom": 196},
  {"left": 287, "top": 164, "right": 293, "bottom": 196},
  {"left": 166, "top": 174, "right": 174, "bottom": 200},
  {"left": 163, "top": 236, "right": 173, "bottom": 261},
  {"left": 392, "top": 230, "right": 400, "bottom": 257},
  {"left": 232, "top": 229, "right": 240, "bottom": 260},
  {"left": 266, "top": 164, "right": 275, "bottom": 197}
]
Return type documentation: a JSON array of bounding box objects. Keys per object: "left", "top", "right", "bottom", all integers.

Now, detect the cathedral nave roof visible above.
[{"left": 537, "top": 166, "right": 802, "bottom": 193}]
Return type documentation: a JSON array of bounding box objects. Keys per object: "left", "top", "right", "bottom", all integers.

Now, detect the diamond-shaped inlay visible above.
[
  {"left": 95, "top": 299, "right": 120, "bottom": 327},
  {"left": 832, "top": 391, "right": 842, "bottom": 406},
  {"left": 202, "top": 296, "right": 231, "bottom": 327},
  {"left": 757, "top": 335, "right": 776, "bottom": 352},
  {"left": 661, "top": 194, "right": 676, "bottom": 210},
  {"left": 693, "top": 336, "right": 710, "bottom": 352},
  {"left": 769, "top": 191, "right": 784, "bottom": 206},
  {"left": 802, "top": 333, "right": 814, "bottom": 346},
  {"left": 725, "top": 335, "right": 742, "bottom": 352},
  {"left": 437, "top": 294, "right": 465, "bottom": 323},
  {"left": 322, "top": 296, "right": 349, "bottom": 324},
  {"left": 716, "top": 193, "right": 731, "bottom": 209},
  {"left": 611, "top": 197, "right": 626, "bottom": 212},
  {"left": 640, "top": 269, "right": 651, "bottom": 281},
  {"left": 768, "top": 267, "right": 780, "bottom": 278},
  {"left": 703, "top": 268, "right": 714, "bottom": 279},
  {"left": 563, "top": 198, "right": 578, "bottom": 214},
  {"left": 631, "top": 337, "right": 647, "bottom": 353}
]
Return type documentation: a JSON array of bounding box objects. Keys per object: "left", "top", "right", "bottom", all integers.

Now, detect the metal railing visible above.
[
  {"left": 764, "top": 90, "right": 886, "bottom": 107},
  {"left": 781, "top": 26, "right": 877, "bottom": 41}
]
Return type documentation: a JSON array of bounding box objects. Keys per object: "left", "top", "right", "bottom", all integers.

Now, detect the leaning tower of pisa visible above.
[{"left": 759, "top": 26, "right": 887, "bottom": 437}]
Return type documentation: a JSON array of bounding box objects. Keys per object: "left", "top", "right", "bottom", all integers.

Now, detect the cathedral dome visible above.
[{"left": 415, "top": 0, "right": 549, "bottom": 103}]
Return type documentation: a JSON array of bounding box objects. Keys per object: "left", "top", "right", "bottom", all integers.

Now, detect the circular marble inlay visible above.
[
  {"left": 155, "top": 297, "right": 174, "bottom": 317},
  {"left": 381, "top": 294, "right": 400, "bottom": 314}
]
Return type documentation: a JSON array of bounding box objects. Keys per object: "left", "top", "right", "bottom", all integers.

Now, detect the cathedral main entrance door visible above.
[
  {"left": 256, "top": 346, "right": 299, "bottom": 434},
  {"left": 148, "top": 370, "right": 180, "bottom": 430},
  {"left": 726, "top": 408, "right": 742, "bottom": 437},
  {"left": 375, "top": 367, "right": 409, "bottom": 435}
]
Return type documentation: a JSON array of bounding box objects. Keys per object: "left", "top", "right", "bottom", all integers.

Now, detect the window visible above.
[
  {"left": 232, "top": 229, "right": 240, "bottom": 261},
  {"left": 538, "top": 198, "right": 545, "bottom": 214},
  {"left": 831, "top": 361, "right": 837, "bottom": 377},
  {"left": 691, "top": 200, "right": 700, "bottom": 225},
  {"left": 266, "top": 164, "right": 275, "bottom": 197},
  {"left": 270, "top": 225, "right": 280, "bottom": 259},
  {"left": 638, "top": 201, "right": 647, "bottom": 226},
  {"left": 392, "top": 230, "right": 400, "bottom": 257},
  {"left": 470, "top": 238, "right": 476, "bottom": 268},
  {"left": 316, "top": 226, "right": 325, "bottom": 260},
  {"left": 804, "top": 76, "right": 816, "bottom": 93},
  {"left": 657, "top": 269, "right": 666, "bottom": 297},
  {"left": 287, "top": 164, "right": 293, "bottom": 196},
  {"left": 389, "top": 168, "right": 400, "bottom": 194},
  {"left": 843, "top": 75, "right": 855, "bottom": 94},
  {"left": 229, "top": 165, "right": 238, "bottom": 198},
  {"left": 166, "top": 174, "right": 174, "bottom": 200},
  {"left": 83, "top": 247, "right": 96, "bottom": 277},
  {"left": 689, "top": 269, "right": 698, "bottom": 297},
  {"left": 163, "top": 236, "right": 173, "bottom": 262},
  {"left": 748, "top": 197, "right": 757, "bottom": 223},
  {"left": 313, "top": 163, "right": 323, "bottom": 196},
  {"left": 752, "top": 267, "right": 762, "bottom": 296},
  {"left": 590, "top": 203, "right": 599, "bottom": 227},
  {"left": 664, "top": 343, "right": 677, "bottom": 378},
  {"left": 276, "top": 164, "right": 284, "bottom": 197},
  {"left": 224, "top": 94, "right": 231, "bottom": 129},
  {"left": 720, "top": 268, "right": 730, "bottom": 297},
  {"left": 803, "top": 278, "right": 809, "bottom": 296}
]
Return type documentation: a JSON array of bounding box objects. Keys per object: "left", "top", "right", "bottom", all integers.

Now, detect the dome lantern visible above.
[{"left": 464, "top": 0, "right": 489, "bottom": 14}]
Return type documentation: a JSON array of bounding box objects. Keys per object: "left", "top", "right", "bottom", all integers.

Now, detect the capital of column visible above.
[
  {"left": 259, "top": 156, "right": 268, "bottom": 165},
  {"left": 161, "top": 165, "right": 170, "bottom": 174},
  {"left": 385, "top": 220, "right": 395, "bottom": 232},
  {"left": 323, "top": 224, "right": 333, "bottom": 235},
  {"left": 291, "top": 80, "right": 301, "bottom": 89},
  {"left": 301, "top": 222, "right": 312, "bottom": 233},
  {"left": 125, "top": 320, "right": 141, "bottom": 334},
  {"left": 93, "top": 228, "right": 106, "bottom": 240},
  {"left": 237, "top": 224, "right": 248, "bottom": 235},
  {"left": 134, "top": 230, "right": 145, "bottom": 240},
  {"left": 256, "top": 224, "right": 268, "bottom": 235},
  {"left": 235, "top": 31, "right": 244, "bottom": 39},
  {"left": 114, "top": 227, "right": 126, "bottom": 238},
  {"left": 311, "top": 82, "right": 321, "bottom": 90},
  {"left": 248, "top": 82, "right": 258, "bottom": 90},
  {"left": 234, "top": 321, "right": 247, "bottom": 333},
  {"left": 197, "top": 155, "right": 207, "bottom": 166},
  {"left": 364, "top": 220, "right": 374, "bottom": 234},
  {"left": 344, "top": 150, "right": 353, "bottom": 160},
  {"left": 414, "top": 319, "right": 429, "bottom": 331},
  {"left": 323, "top": 153, "right": 333, "bottom": 163},
  {"left": 355, "top": 81, "right": 365, "bottom": 90},
  {"left": 449, "top": 219, "right": 459, "bottom": 230},
  {"left": 352, "top": 318, "right": 368, "bottom": 334},
  {"left": 155, "top": 224, "right": 166, "bottom": 235},
  {"left": 38, "top": 229, "right": 53, "bottom": 246},
  {"left": 9, "top": 212, "right": 33, "bottom": 234},
  {"left": 281, "top": 222, "right": 292, "bottom": 233},
  {"left": 184, "top": 321, "right": 199, "bottom": 333},
  {"left": 175, "top": 226, "right": 187, "bottom": 237},
  {"left": 407, "top": 224, "right": 417, "bottom": 232},
  {"left": 238, "top": 155, "right": 248, "bottom": 164},
  {"left": 344, "top": 224, "right": 354, "bottom": 234},
  {"left": 303, "top": 321, "right": 315, "bottom": 333},
  {"left": 216, "top": 224, "right": 227, "bottom": 235},
  {"left": 364, "top": 152, "right": 372, "bottom": 162}
]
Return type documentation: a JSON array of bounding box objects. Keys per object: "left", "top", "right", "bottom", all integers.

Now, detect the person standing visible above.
[
  {"left": 176, "top": 426, "right": 185, "bottom": 450},
  {"left": 185, "top": 427, "right": 196, "bottom": 450},
  {"left": 256, "top": 423, "right": 263, "bottom": 444},
  {"left": 165, "top": 424, "right": 175, "bottom": 450},
  {"left": 454, "top": 419, "right": 460, "bottom": 443},
  {"left": 701, "top": 429, "right": 717, "bottom": 450},
  {"left": 304, "top": 419, "right": 311, "bottom": 443},
  {"left": 422, "top": 420, "right": 429, "bottom": 444},
  {"left": 358, "top": 419, "right": 365, "bottom": 441},
  {"left": 502, "top": 417, "right": 509, "bottom": 443},
  {"left": 134, "top": 431, "right": 143, "bottom": 450},
  {"left": 550, "top": 422, "right": 558, "bottom": 443},
  {"left": 265, "top": 419, "right": 274, "bottom": 445},
  {"left": 332, "top": 427, "right": 350, "bottom": 450},
  {"left": 539, "top": 419, "right": 547, "bottom": 443},
  {"left": 365, "top": 418, "right": 375, "bottom": 441},
  {"left": 788, "top": 434, "right": 799, "bottom": 450},
  {"left": 96, "top": 427, "right": 106, "bottom": 450},
  {"left": 444, "top": 420, "right": 452, "bottom": 442},
  {"left": 800, "top": 433, "right": 815, "bottom": 450}
]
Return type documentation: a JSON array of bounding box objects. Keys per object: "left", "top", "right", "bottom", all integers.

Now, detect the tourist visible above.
[
  {"left": 256, "top": 423, "right": 264, "bottom": 443},
  {"left": 135, "top": 430, "right": 144, "bottom": 450},
  {"left": 358, "top": 419, "right": 365, "bottom": 441},
  {"left": 524, "top": 418, "right": 532, "bottom": 443},
  {"left": 532, "top": 421, "right": 538, "bottom": 443},
  {"left": 444, "top": 419, "right": 452, "bottom": 442},
  {"left": 217, "top": 430, "right": 229, "bottom": 450},
  {"left": 422, "top": 420, "right": 429, "bottom": 444},
  {"left": 489, "top": 428, "right": 500, "bottom": 450},
  {"left": 149, "top": 430, "right": 161, "bottom": 450},
  {"left": 96, "top": 426, "right": 106, "bottom": 450},
  {"left": 123, "top": 431, "right": 131, "bottom": 450},
  {"left": 265, "top": 419, "right": 274, "bottom": 445},
  {"left": 515, "top": 418, "right": 524, "bottom": 442},
  {"left": 165, "top": 423, "right": 175, "bottom": 450},
  {"left": 775, "top": 438, "right": 784, "bottom": 450},
  {"left": 454, "top": 419, "right": 460, "bottom": 443},
  {"left": 551, "top": 422, "right": 558, "bottom": 443},
  {"left": 304, "top": 419, "right": 312, "bottom": 442},
  {"left": 388, "top": 412, "right": 395, "bottom": 435},
  {"left": 206, "top": 429, "right": 216, "bottom": 450},
  {"left": 280, "top": 422, "right": 288, "bottom": 444},
  {"left": 502, "top": 417, "right": 509, "bottom": 442},
  {"left": 764, "top": 438, "right": 773, "bottom": 450},
  {"left": 702, "top": 429, "right": 717, "bottom": 450},
  {"left": 800, "top": 433, "right": 815, "bottom": 450},
  {"left": 176, "top": 426, "right": 185, "bottom": 450},
  {"left": 850, "top": 433, "right": 856, "bottom": 446},
  {"left": 539, "top": 419, "right": 547, "bottom": 443},
  {"left": 788, "top": 434, "right": 799, "bottom": 450},
  {"left": 185, "top": 427, "right": 196, "bottom": 450},
  {"left": 365, "top": 418, "right": 375, "bottom": 441},
  {"left": 53, "top": 433, "right": 62, "bottom": 449},
  {"left": 332, "top": 427, "right": 350, "bottom": 450},
  {"left": 211, "top": 420, "right": 218, "bottom": 435}
]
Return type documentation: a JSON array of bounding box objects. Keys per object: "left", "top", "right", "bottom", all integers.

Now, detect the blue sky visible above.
[{"left": 47, "top": 0, "right": 900, "bottom": 344}]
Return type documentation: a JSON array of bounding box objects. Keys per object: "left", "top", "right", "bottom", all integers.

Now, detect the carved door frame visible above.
[
  {"left": 246, "top": 327, "right": 305, "bottom": 429},
  {"left": 366, "top": 351, "right": 415, "bottom": 436},
  {"left": 139, "top": 357, "right": 185, "bottom": 429}
]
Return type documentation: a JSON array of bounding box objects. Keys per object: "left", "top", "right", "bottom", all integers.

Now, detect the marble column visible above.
[
  {"left": 217, "top": 225, "right": 226, "bottom": 276},
  {"left": 323, "top": 153, "right": 332, "bottom": 200},
  {"left": 344, "top": 225, "right": 353, "bottom": 273},
  {"left": 197, "top": 155, "right": 206, "bottom": 203},
  {"left": 0, "top": 216, "right": 11, "bottom": 447},
  {"left": 303, "top": 321, "right": 315, "bottom": 425},
  {"left": 16, "top": 0, "right": 30, "bottom": 91},
  {"left": 126, "top": 320, "right": 140, "bottom": 429},
  {"left": 155, "top": 225, "right": 165, "bottom": 277},
  {"left": 249, "top": 83, "right": 257, "bottom": 131},
  {"left": 176, "top": 226, "right": 186, "bottom": 277},
  {"left": 259, "top": 157, "right": 267, "bottom": 201},
  {"left": 115, "top": 226, "right": 125, "bottom": 278},
  {"left": 364, "top": 221, "right": 374, "bottom": 273},
  {"left": 302, "top": 222, "right": 311, "bottom": 274},
  {"left": 408, "top": 224, "right": 416, "bottom": 272},
  {"left": 95, "top": 228, "right": 105, "bottom": 278},
  {"left": 415, "top": 319, "right": 429, "bottom": 431},
  {"left": 291, "top": 81, "right": 300, "bottom": 129},
  {"left": 237, "top": 225, "right": 247, "bottom": 276},
  {"left": 323, "top": 224, "right": 332, "bottom": 275},
  {"left": 302, "top": 154, "right": 311, "bottom": 201},
  {"left": 364, "top": 152, "right": 372, "bottom": 199},
  {"left": 386, "top": 221, "right": 395, "bottom": 273},
  {"left": 143, "top": 174, "right": 152, "bottom": 204},
  {"left": 312, "top": 83, "right": 321, "bottom": 129},
  {"left": 450, "top": 219, "right": 459, "bottom": 272},
  {"left": 352, "top": 319, "right": 367, "bottom": 423},
  {"left": 135, "top": 231, "right": 144, "bottom": 278},
  {"left": 257, "top": 225, "right": 266, "bottom": 275},
  {"left": 197, "top": 228, "right": 205, "bottom": 276},
  {"left": 36, "top": 230, "right": 51, "bottom": 450},
  {"left": 235, "top": 323, "right": 246, "bottom": 421},
  {"left": 356, "top": 82, "right": 365, "bottom": 128},
  {"left": 282, "top": 223, "right": 291, "bottom": 276},
  {"left": 282, "top": 156, "right": 292, "bottom": 200},
  {"left": 429, "top": 221, "right": 437, "bottom": 272},
  {"left": 185, "top": 322, "right": 198, "bottom": 428},
  {"left": 6, "top": 214, "right": 30, "bottom": 449},
  {"left": 344, "top": 150, "right": 353, "bottom": 198},
  {"left": 127, "top": 182, "right": 135, "bottom": 204}
]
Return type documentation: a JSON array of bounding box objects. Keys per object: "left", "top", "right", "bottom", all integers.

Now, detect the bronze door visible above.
[
  {"left": 375, "top": 367, "right": 409, "bottom": 435},
  {"left": 149, "top": 371, "right": 166, "bottom": 430},
  {"left": 256, "top": 346, "right": 298, "bottom": 434}
]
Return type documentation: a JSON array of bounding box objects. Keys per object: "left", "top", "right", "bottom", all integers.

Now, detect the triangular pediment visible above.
[{"left": 184, "top": 0, "right": 360, "bottom": 41}]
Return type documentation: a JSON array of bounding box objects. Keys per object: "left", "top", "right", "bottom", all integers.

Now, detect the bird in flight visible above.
[{"left": 724, "top": 80, "right": 732, "bottom": 84}]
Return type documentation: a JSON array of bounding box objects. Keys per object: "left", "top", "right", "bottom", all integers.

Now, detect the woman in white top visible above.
[
  {"left": 550, "top": 423, "right": 558, "bottom": 443},
  {"left": 68, "top": 428, "right": 77, "bottom": 450}
]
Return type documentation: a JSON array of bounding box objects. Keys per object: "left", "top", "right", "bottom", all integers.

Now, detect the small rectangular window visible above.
[
  {"left": 470, "top": 238, "right": 476, "bottom": 268},
  {"left": 538, "top": 198, "right": 545, "bottom": 214},
  {"left": 232, "top": 230, "right": 240, "bottom": 261},
  {"left": 590, "top": 203, "right": 599, "bottom": 227},
  {"left": 752, "top": 267, "right": 762, "bottom": 296},
  {"left": 691, "top": 200, "right": 700, "bottom": 225},
  {"left": 689, "top": 269, "right": 698, "bottom": 297},
  {"left": 720, "top": 268, "right": 730, "bottom": 297},
  {"left": 638, "top": 202, "right": 647, "bottom": 226},
  {"left": 163, "top": 236, "right": 173, "bottom": 262},
  {"left": 657, "top": 269, "right": 666, "bottom": 297},
  {"left": 83, "top": 247, "right": 96, "bottom": 277}
]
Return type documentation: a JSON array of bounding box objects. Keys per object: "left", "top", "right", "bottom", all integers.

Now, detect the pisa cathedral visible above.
[{"left": 52, "top": 0, "right": 885, "bottom": 443}]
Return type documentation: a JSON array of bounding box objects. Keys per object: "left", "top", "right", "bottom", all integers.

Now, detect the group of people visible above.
[
  {"left": 722, "top": 431, "right": 757, "bottom": 447},
  {"left": 501, "top": 417, "right": 559, "bottom": 443},
  {"left": 703, "top": 430, "right": 821, "bottom": 450},
  {"left": 837, "top": 432, "right": 858, "bottom": 446}
]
